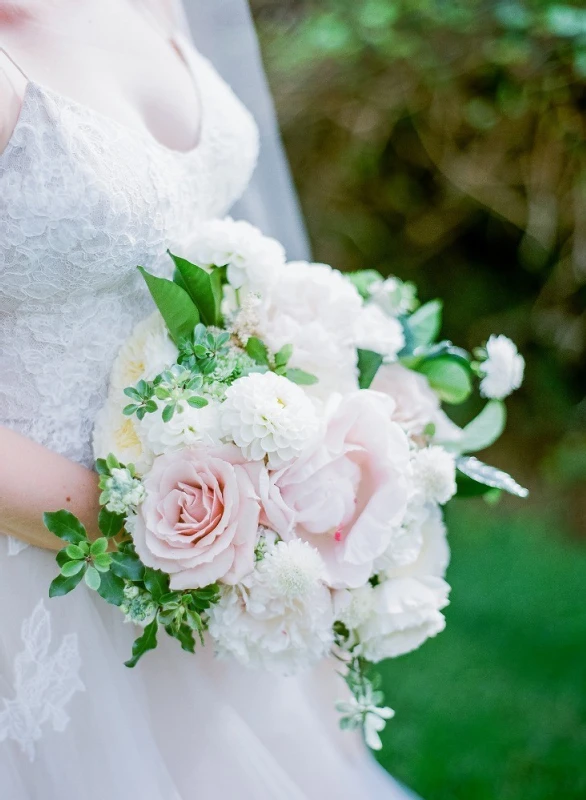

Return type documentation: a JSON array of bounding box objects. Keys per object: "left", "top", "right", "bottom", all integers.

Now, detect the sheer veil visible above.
[{"left": 172, "top": 0, "right": 311, "bottom": 261}]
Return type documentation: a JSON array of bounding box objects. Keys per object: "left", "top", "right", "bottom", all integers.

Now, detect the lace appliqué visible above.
[{"left": 0, "top": 600, "right": 85, "bottom": 761}]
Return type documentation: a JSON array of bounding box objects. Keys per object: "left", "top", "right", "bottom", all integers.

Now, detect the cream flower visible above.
[
  {"left": 207, "top": 539, "right": 334, "bottom": 675},
  {"left": 93, "top": 393, "right": 150, "bottom": 475},
  {"left": 353, "top": 304, "right": 405, "bottom": 361},
  {"left": 110, "top": 312, "right": 177, "bottom": 394},
  {"left": 177, "top": 217, "right": 286, "bottom": 291},
  {"left": 220, "top": 371, "right": 319, "bottom": 468},
  {"left": 138, "top": 399, "right": 222, "bottom": 457},
  {"left": 479, "top": 334, "right": 525, "bottom": 399}
]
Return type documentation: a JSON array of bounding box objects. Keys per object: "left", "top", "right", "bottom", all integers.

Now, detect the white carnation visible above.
[
  {"left": 208, "top": 540, "right": 334, "bottom": 675},
  {"left": 357, "top": 576, "right": 450, "bottom": 662},
  {"left": 138, "top": 398, "right": 222, "bottom": 457},
  {"left": 178, "top": 217, "right": 285, "bottom": 291},
  {"left": 353, "top": 304, "right": 405, "bottom": 361},
  {"left": 410, "top": 446, "right": 457, "bottom": 505},
  {"left": 220, "top": 371, "right": 319, "bottom": 467},
  {"left": 257, "top": 261, "right": 362, "bottom": 400},
  {"left": 377, "top": 502, "right": 450, "bottom": 581},
  {"left": 479, "top": 334, "right": 525, "bottom": 399}
]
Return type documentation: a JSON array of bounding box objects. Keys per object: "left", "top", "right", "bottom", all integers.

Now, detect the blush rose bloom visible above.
[
  {"left": 132, "top": 445, "right": 262, "bottom": 590},
  {"left": 371, "top": 363, "right": 461, "bottom": 445},
  {"left": 259, "top": 391, "right": 411, "bottom": 589}
]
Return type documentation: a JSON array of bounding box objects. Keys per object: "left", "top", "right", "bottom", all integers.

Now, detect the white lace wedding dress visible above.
[{"left": 0, "top": 37, "right": 417, "bottom": 800}]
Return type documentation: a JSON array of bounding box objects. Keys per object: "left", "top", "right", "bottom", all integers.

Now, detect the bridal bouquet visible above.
[{"left": 44, "top": 218, "right": 527, "bottom": 749}]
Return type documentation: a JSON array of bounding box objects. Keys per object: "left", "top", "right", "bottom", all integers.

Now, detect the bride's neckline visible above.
[{"left": 4, "top": 32, "right": 205, "bottom": 159}]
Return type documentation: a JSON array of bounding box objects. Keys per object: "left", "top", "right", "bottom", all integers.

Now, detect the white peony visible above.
[
  {"left": 353, "top": 304, "right": 405, "bottom": 361},
  {"left": 479, "top": 334, "right": 525, "bottom": 400},
  {"left": 207, "top": 539, "right": 334, "bottom": 675},
  {"left": 220, "top": 371, "right": 319, "bottom": 467},
  {"left": 409, "top": 446, "right": 457, "bottom": 505},
  {"left": 138, "top": 398, "right": 222, "bottom": 457},
  {"left": 177, "top": 217, "right": 286, "bottom": 291},
  {"left": 257, "top": 261, "right": 363, "bottom": 400},
  {"left": 357, "top": 575, "right": 450, "bottom": 662}
]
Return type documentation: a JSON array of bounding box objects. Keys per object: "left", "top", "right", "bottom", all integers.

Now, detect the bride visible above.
[{"left": 0, "top": 1, "right": 418, "bottom": 797}]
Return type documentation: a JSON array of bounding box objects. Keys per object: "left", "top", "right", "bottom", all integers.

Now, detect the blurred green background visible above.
[{"left": 250, "top": 2, "right": 586, "bottom": 797}]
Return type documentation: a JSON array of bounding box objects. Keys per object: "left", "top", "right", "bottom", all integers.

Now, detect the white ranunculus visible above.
[
  {"left": 257, "top": 261, "right": 363, "bottom": 400},
  {"left": 220, "top": 371, "right": 319, "bottom": 468},
  {"left": 357, "top": 575, "right": 450, "bottom": 662},
  {"left": 110, "top": 312, "right": 178, "bottom": 395},
  {"left": 93, "top": 392, "right": 151, "bottom": 475},
  {"left": 138, "top": 398, "right": 222, "bottom": 457},
  {"left": 353, "top": 304, "right": 405, "bottom": 361},
  {"left": 207, "top": 539, "right": 334, "bottom": 675},
  {"left": 479, "top": 334, "right": 525, "bottom": 400},
  {"left": 409, "top": 446, "right": 457, "bottom": 505},
  {"left": 177, "top": 217, "right": 286, "bottom": 292}
]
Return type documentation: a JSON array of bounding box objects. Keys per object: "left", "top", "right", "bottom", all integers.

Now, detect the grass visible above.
[{"left": 376, "top": 501, "right": 586, "bottom": 800}]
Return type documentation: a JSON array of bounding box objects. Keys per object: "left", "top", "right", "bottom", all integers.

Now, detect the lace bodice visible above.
[{"left": 0, "top": 41, "right": 259, "bottom": 466}]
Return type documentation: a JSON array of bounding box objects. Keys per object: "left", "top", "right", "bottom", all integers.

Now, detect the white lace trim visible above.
[{"left": 0, "top": 600, "right": 85, "bottom": 761}]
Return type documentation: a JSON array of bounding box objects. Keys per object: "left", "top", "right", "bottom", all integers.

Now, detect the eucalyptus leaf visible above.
[
  {"left": 125, "top": 618, "right": 159, "bottom": 668},
  {"left": 419, "top": 357, "right": 472, "bottom": 404},
  {"left": 186, "top": 395, "right": 208, "bottom": 409},
  {"left": 407, "top": 300, "right": 442, "bottom": 349},
  {"left": 357, "top": 349, "right": 383, "bottom": 389},
  {"left": 43, "top": 510, "right": 88, "bottom": 545},
  {"left": 460, "top": 400, "right": 506, "bottom": 453},
  {"left": 138, "top": 266, "right": 199, "bottom": 345},
  {"left": 456, "top": 456, "right": 529, "bottom": 498},
  {"left": 168, "top": 252, "right": 220, "bottom": 327}
]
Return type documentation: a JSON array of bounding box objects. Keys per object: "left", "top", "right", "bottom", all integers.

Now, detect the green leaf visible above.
[
  {"left": 143, "top": 567, "right": 170, "bottom": 602},
  {"left": 49, "top": 567, "right": 86, "bottom": 597},
  {"left": 43, "top": 510, "right": 88, "bottom": 545},
  {"left": 285, "top": 368, "right": 319, "bottom": 386},
  {"left": 90, "top": 537, "right": 109, "bottom": 556},
  {"left": 98, "top": 507, "right": 125, "bottom": 538},
  {"left": 246, "top": 336, "right": 270, "bottom": 366},
  {"left": 168, "top": 252, "right": 220, "bottom": 327},
  {"left": 65, "top": 544, "right": 85, "bottom": 560},
  {"left": 93, "top": 553, "right": 112, "bottom": 572},
  {"left": 170, "top": 623, "right": 197, "bottom": 653},
  {"left": 408, "top": 300, "right": 442, "bottom": 349},
  {"left": 456, "top": 456, "right": 528, "bottom": 498},
  {"left": 186, "top": 395, "right": 209, "bottom": 409},
  {"left": 357, "top": 349, "right": 384, "bottom": 390},
  {"left": 209, "top": 267, "right": 224, "bottom": 316},
  {"left": 346, "top": 269, "right": 383, "bottom": 299},
  {"left": 460, "top": 400, "right": 506, "bottom": 453},
  {"left": 95, "top": 459, "right": 110, "bottom": 475},
  {"left": 419, "top": 357, "right": 472, "bottom": 404},
  {"left": 138, "top": 266, "right": 200, "bottom": 345},
  {"left": 60, "top": 560, "right": 85, "bottom": 577},
  {"left": 106, "top": 453, "right": 120, "bottom": 471},
  {"left": 274, "top": 343, "right": 293, "bottom": 367},
  {"left": 162, "top": 403, "right": 175, "bottom": 423},
  {"left": 96, "top": 570, "right": 126, "bottom": 606},
  {"left": 84, "top": 565, "right": 101, "bottom": 590},
  {"left": 125, "top": 619, "right": 159, "bottom": 668},
  {"left": 111, "top": 551, "right": 145, "bottom": 581},
  {"left": 56, "top": 549, "right": 71, "bottom": 568}
]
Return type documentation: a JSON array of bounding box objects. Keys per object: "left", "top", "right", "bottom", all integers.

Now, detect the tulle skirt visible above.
[{"left": 0, "top": 536, "right": 417, "bottom": 799}]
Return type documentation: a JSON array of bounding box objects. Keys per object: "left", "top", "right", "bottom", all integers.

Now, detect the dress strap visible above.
[{"left": 0, "top": 47, "right": 29, "bottom": 81}]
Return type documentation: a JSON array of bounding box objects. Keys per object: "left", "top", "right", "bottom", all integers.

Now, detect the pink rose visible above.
[
  {"left": 132, "top": 445, "right": 262, "bottom": 590},
  {"left": 260, "top": 391, "right": 410, "bottom": 589},
  {"left": 371, "top": 363, "right": 461, "bottom": 444}
]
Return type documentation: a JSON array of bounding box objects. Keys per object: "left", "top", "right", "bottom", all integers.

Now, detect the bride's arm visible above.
[{"left": 0, "top": 426, "right": 101, "bottom": 551}]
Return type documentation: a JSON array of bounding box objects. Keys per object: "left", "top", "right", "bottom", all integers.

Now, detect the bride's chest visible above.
[{"left": 0, "top": 56, "right": 258, "bottom": 307}]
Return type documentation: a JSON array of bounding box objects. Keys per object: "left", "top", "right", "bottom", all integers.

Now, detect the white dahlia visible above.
[
  {"left": 220, "top": 371, "right": 319, "bottom": 467},
  {"left": 479, "top": 334, "right": 525, "bottom": 399},
  {"left": 138, "top": 398, "right": 221, "bottom": 458},
  {"left": 178, "top": 217, "right": 285, "bottom": 291},
  {"left": 410, "top": 446, "right": 457, "bottom": 505},
  {"left": 207, "top": 539, "right": 334, "bottom": 675},
  {"left": 353, "top": 304, "right": 405, "bottom": 361}
]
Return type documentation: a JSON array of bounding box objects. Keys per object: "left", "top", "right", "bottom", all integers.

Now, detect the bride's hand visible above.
[{"left": 0, "top": 426, "right": 102, "bottom": 551}]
